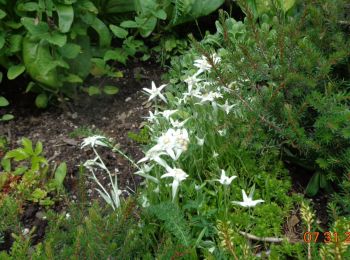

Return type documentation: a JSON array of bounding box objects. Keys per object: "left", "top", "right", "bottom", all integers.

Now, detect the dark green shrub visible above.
[{"left": 177, "top": 0, "right": 350, "bottom": 195}]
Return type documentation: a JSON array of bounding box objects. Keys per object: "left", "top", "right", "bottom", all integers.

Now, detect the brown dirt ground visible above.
[{"left": 0, "top": 61, "right": 164, "bottom": 246}]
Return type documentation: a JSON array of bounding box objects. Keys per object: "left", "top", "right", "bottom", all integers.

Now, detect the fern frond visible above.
[{"left": 149, "top": 202, "right": 192, "bottom": 246}]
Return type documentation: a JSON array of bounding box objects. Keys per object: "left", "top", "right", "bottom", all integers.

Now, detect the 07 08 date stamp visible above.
[{"left": 303, "top": 232, "right": 350, "bottom": 243}]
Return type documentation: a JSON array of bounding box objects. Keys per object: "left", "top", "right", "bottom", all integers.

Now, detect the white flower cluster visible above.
[{"left": 137, "top": 53, "right": 265, "bottom": 207}]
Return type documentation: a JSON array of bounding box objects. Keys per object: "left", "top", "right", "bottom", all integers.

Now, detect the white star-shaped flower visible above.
[
  {"left": 81, "top": 135, "right": 109, "bottom": 148},
  {"left": 161, "top": 166, "right": 188, "bottom": 201},
  {"left": 160, "top": 109, "right": 178, "bottom": 120},
  {"left": 143, "top": 81, "right": 167, "bottom": 103},
  {"left": 232, "top": 189, "right": 264, "bottom": 208},
  {"left": 219, "top": 100, "right": 236, "bottom": 114},
  {"left": 216, "top": 170, "right": 237, "bottom": 185}
]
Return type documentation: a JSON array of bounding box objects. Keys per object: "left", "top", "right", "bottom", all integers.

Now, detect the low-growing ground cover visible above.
[{"left": 1, "top": 0, "right": 350, "bottom": 259}]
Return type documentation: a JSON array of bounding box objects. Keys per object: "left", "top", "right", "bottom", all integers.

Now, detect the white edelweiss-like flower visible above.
[
  {"left": 184, "top": 74, "right": 202, "bottom": 89},
  {"left": 218, "top": 129, "right": 227, "bottom": 137},
  {"left": 141, "top": 195, "right": 150, "bottom": 208},
  {"left": 161, "top": 166, "right": 188, "bottom": 201},
  {"left": 194, "top": 91, "right": 223, "bottom": 105},
  {"left": 194, "top": 54, "right": 221, "bottom": 75},
  {"left": 216, "top": 169, "right": 237, "bottom": 186},
  {"left": 144, "top": 110, "right": 159, "bottom": 123},
  {"left": 213, "top": 151, "right": 219, "bottom": 158},
  {"left": 160, "top": 109, "right": 178, "bottom": 120},
  {"left": 155, "top": 128, "right": 189, "bottom": 161},
  {"left": 195, "top": 136, "right": 204, "bottom": 146},
  {"left": 138, "top": 148, "right": 168, "bottom": 168},
  {"left": 134, "top": 164, "right": 159, "bottom": 184},
  {"left": 232, "top": 189, "right": 264, "bottom": 208},
  {"left": 83, "top": 157, "right": 107, "bottom": 171},
  {"left": 170, "top": 118, "right": 189, "bottom": 128},
  {"left": 219, "top": 100, "right": 236, "bottom": 114},
  {"left": 143, "top": 81, "right": 167, "bottom": 103},
  {"left": 81, "top": 135, "right": 109, "bottom": 149}
]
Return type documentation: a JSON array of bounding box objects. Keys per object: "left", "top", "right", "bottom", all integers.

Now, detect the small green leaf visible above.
[
  {"left": 120, "top": 20, "right": 139, "bottom": 28},
  {"left": 5, "top": 148, "right": 29, "bottom": 161},
  {"left": 7, "top": 65, "right": 25, "bottom": 80},
  {"left": 34, "top": 141, "right": 43, "bottom": 155},
  {"left": 1, "top": 114, "right": 14, "bottom": 121},
  {"left": 22, "top": 138, "right": 33, "bottom": 154},
  {"left": 0, "top": 96, "right": 9, "bottom": 107},
  {"left": 0, "top": 9, "right": 6, "bottom": 19},
  {"left": 109, "top": 24, "right": 128, "bottom": 39},
  {"left": 1, "top": 158, "right": 11, "bottom": 172},
  {"left": 55, "top": 162, "right": 67, "bottom": 188},
  {"left": 103, "top": 86, "right": 119, "bottom": 95},
  {"left": 88, "top": 86, "right": 101, "bottom": 96},
  {"left": 35, "top": 93, "right": 49, "bottom": 108},
  {"left": 65, "top": 74, "right": 83, "bottom": 83}
]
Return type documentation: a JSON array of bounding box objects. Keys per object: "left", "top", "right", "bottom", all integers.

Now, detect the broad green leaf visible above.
[
  {"left": 55, "top": 162, "right": 67, "bottom": 188},
  {"left": 305, "top": 171, "right": 320, "bottom": 196},
  {"left": 45, "top": 32, "right": 67, "bottom": 47},
  {"left": 154, "top": 9, "right": 167, "bottom": 20},
  {"left": 59, "top": 43, "right": 81, "bottom": 59},
  {"left": 139, "top": 17, "right": 157, "bottom": 38},
  {"left": 90, "top": 17, "right": 111, "bottom": 47},
  {"left": 88, "top": 86, "right": 101, "bottom": 96},
  {"left": 120, "top": 20, "right": 139, "bottom": 28},
  {"left": 0, "top": 32, "right": 5, "bottom": 49},
  {"left": 9, "top": 34, "right": 23, "bottom": 53},
  {"left": 0, "top": 8, "right": 6, "bottom": 19},
  {"left": 65, "top": 74, "right": 83, "bottom": 83},
  {"left": 0, "top": 96, "right": 9, "bottom": 107},
  {"left": 79, "top": 0, "right": 98, "bottom": 13},
  {"left": 319, "top": 172, "right": 328, "bottom": 189},
  {"left": 56, "top": 4, "right": 74, "bottom": 33},
  {"left": 103, "top": 86, "right": 119, "bottom": 95},
  {"left": 109, "top": 25, "right": 128, "bottom": 39},
  {"left": 21, "top": 17, "right": 49, "bottom": 37},
  {"left": 17, "top": 2, "right": 39, "bottom": 12},
  {"left": 104, "top": 49, "right": 128, "bottom": 64},
  {"left": 1, "top": 114, "right": 14, "bottom": 121},
  {"left": 22, "top": 37, "right": 60, "bottom": 88},
  {"left": 35, "top": 93, "right": 49, "bottom": 108},
  {"left": 279, "top": 0, "right": 295, "bottom": 12},
  {"left": 7, "top": 65, "right": 25, "bottom": 80},
  {"left": 171, "top": 0, "right": 224, "bottom": 26}
]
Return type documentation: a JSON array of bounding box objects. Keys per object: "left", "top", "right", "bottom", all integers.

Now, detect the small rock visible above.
[
  {"left": 125, "top": 97, "right": 132, "bottom": 102},
  {"left": 35, "top": 211, "right": 45, "bottom": 220},
  {"left": 71, "top": 112, "right": 78, "bottom": 119}
]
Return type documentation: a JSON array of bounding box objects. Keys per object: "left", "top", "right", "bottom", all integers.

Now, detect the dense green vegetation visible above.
[{"left": 1, "top": 0, "right": 350, "bottom": 259}]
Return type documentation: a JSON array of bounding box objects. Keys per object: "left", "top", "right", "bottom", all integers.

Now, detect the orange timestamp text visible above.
[{"left": 303, "top": 231, "right": 350, "bottom": 243}]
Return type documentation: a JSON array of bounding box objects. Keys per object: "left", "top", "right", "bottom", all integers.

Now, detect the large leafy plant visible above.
[{"left": 0, "top": 0, "right": 120, "bottom": 105}]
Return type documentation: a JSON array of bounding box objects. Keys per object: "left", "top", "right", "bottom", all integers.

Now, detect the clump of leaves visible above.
[{"left": 1, "top": 138, "right": 66, "bottom": 206}]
